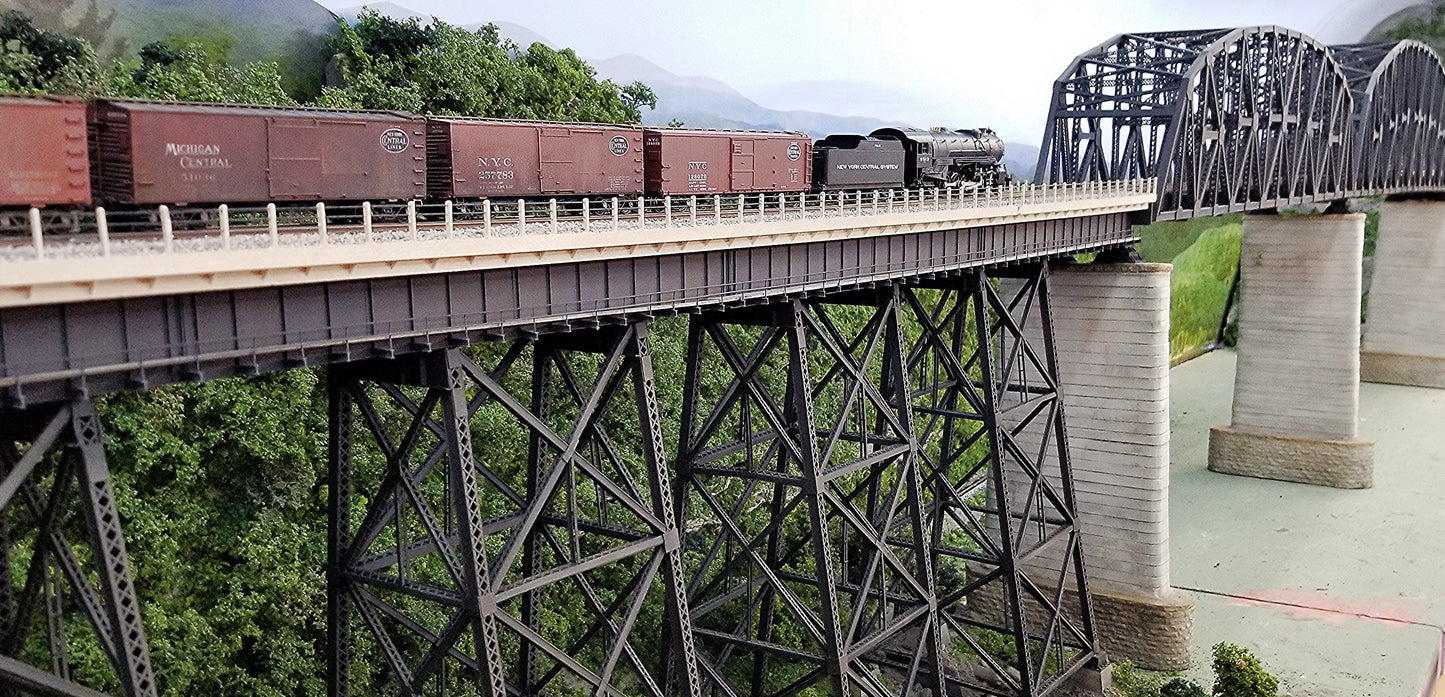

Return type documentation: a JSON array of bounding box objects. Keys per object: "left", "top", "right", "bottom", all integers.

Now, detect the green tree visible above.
[
  {"left": 0, "top": 9, "right": 103, "bottom": 93},
  {"left": 1382, "top": 5, "right": 1445, "bottom": 55},
  {"left": 324, "top": 9, "right": 654, "bottom": 122},
  {"left": 106, "top": 39, "right": 296, "bottom": 105}
]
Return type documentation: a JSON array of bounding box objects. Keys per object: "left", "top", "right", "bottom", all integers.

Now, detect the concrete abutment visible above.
[{"left": 1209, "top": 214, "right": 1373, "bottom": 488}]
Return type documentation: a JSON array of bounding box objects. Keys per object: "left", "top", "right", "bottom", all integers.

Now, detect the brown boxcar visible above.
[
  {"left": 643, "top": 128, "right": 811, "bottom": 195},
  {"left": 427, "top": 118, "right": 643, "bottom": 199},
  {"left": 89, "top": 100, "right": 426, "bottom": 206},
  {"left": 0, "top": 96, "right": 91, "bottom": 208}
]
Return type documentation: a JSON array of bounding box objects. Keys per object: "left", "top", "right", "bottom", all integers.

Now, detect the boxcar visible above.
[
  {"left": 89, "top": 100, "right": 426, "bottom": 206},
  {"left": 0, "top": 96, "right": 91, "bottom": 208},
  {"left": 427, "top": 118, "right": 643, "bottom": 199},
  {"left": 643, "top": 128, "right": 811, "bottom": 195}
]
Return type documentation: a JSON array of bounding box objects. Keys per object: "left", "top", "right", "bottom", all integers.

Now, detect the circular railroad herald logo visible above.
[
  {"left": 380, "top": 129, "right": 410, "bottom": 153},
  {"left": 610, "top": 135, "right": 630, "bottom": 156},
  {"left": 787, "top": 142, "right": 801, "bottom": 160}
]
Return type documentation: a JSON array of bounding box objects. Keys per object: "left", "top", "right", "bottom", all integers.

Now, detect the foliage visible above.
[
  {"left": 0, "top": 9, "right": 103, "bottom": 93},
  {"left": 1166, "top": 222, "right": 1242, "bottom": 362},
  {"left": 1112, "top": 660, "right": 1171, "bottom": 697},
  {"left": 1211, "top": 643, "right": 1278, "bottom": 697},
  {"left": 105, "top": 39, "right": 296, "bottom": 105},
  {"left": 322, "top": 10, "right": 653, "bottom": 122},
  {"left": 97, "top": 371, "right": 333, "bottom": 695},
  {"left": 1381, "top": 4, "right": 1445, "bottom": 57},
  {"left": 1161, "top": 677, "right": 1208, "bottom": 697}
]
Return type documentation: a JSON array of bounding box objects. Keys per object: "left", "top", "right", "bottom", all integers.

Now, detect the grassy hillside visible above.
[{"left": 1, "top": 0, "right": 339, "bottom": 98}]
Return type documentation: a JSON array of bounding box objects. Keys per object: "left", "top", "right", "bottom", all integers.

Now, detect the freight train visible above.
[{"left": 0, "top": 94, "right": 1012, "bottom": 215}]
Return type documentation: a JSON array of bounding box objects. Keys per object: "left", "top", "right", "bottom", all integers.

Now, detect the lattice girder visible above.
[
  {"left": 1334, "top": 40, "right": 1445, "bottom": 195},
  {"left": 326, "top": 328, "right": 699, "bottom": 697},
  {"left": 0, "top": 402, "right": 158, "bottom": 697},
  {"left": 1038, "top": 26, "right": 1357, "bottom": 220}
]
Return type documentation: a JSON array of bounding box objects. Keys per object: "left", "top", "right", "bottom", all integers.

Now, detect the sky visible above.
[{"left": 315, "top": 0, "right": 1423, "bottom": 145}]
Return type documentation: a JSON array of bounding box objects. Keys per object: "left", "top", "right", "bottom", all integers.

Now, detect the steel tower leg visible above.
[
  {"left": 677, "top": 291, "right": 942, "bottom": 697},
  {"left": 902, "top": 265, "right": 1099, "bottom": 697},
  {"left": 326, "top": 325, "right": 698, "bottom": 696},
  {"left": 0, "top": 401, "right": 158, "bottom": 697}
]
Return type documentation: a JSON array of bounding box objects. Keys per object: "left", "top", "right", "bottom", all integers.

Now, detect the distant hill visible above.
[{"left": 1, "top": 0, "right": 340, "bottom": 98}]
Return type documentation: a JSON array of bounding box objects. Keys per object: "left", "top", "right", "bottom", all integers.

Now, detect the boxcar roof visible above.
[
  {"left": 93, "top": 99, "right": 419, "bottom": 122},
  {"left": 428, "top": 115, "right": 643, "bottom": 129},
  {"left": 643, "top": 127, "right": 809, "bottom": 138}
]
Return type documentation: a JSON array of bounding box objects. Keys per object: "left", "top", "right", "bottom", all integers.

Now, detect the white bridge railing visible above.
[{"left": 2, "top": 179, "right": 1158, "bottom": 263}]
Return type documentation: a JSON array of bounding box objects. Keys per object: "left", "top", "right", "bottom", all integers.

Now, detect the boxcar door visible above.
[
  {"left": 731, "top": 139, "right": 755, "bottom": 191},
  {"left": 539, "top": 128, "right": 579, "bottom": 194},
  {"left": 267, "top": 118, "right": 323, "bottom": 200}
]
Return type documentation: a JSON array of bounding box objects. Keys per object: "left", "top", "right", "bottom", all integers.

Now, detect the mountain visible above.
[
  {"left": 1, "top": 0, "right": 340, "bottom": 98},
  {"left": 590, "top": 53, "right": 901, "bottom": 137}
]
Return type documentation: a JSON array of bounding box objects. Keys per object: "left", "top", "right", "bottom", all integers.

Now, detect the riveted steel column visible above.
[
  {"left": 0, "top": 402, "right": 158, "bottom": 697},
  {"left": 326, "top": 378, "right": 354, "bottom": 697}
]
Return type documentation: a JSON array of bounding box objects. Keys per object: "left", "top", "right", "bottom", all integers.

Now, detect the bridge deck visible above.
[{"left": 0, "top": 181, "right": 1154, "bottom": 407}]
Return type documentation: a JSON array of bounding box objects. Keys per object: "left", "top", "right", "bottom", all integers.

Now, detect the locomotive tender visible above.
[{"left": 0, "top": 95, "right": 1010, "bottom": 213}]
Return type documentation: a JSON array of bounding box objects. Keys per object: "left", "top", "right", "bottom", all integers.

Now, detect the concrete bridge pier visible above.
[
  {"left": 1209, "top": 213, "right": 1373, "bottom": 488},
  {"left": 1022, "top": 262, "right": 1194, "bottom": 671},
  {"left": 1362, "top": 200, "right": 1445, "bottom": 388}
]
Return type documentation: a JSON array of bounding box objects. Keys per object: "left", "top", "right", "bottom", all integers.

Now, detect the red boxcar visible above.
[
  {"left": 0, "top": 96, "right": 91, "bottom": 208},
  {"left": 427, "top": 118, "right": 643, "bottom": 199},
  {"left": 89, "top": 100, "right": 426, "bottom": 206},
  {"left": 643, "top": 128, "right": 811, "bottom": 195}
]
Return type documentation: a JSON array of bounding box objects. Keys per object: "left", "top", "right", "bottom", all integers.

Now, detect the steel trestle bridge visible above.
[{"left": 0, "top": 24, "right": 1441, "bottom": 697}]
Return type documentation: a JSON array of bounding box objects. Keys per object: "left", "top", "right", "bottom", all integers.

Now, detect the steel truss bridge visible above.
[{"left": 0, "top": 25, "right": 1439, "bottom": 697}]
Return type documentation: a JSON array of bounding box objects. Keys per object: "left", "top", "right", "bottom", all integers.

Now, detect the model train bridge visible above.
[{"left": 0, "top": 26, "right": 1440, "bottom": 697}]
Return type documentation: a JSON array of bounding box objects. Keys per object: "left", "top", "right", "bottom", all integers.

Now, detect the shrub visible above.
[
  {"left": 1211, "top": 643, "right": 1278, "bottom": 697},
  {"left": 1162, "top": 676, "right": 1208, "bottom": 697}
]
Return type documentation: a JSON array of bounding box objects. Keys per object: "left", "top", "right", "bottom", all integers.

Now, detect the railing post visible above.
[
  {"left": 483, "top": 199, "right": 491, "bottom": 235},
  {"left": 549, "top": 198, "right": 558, "bottom": 235},
  {"left": 219, "top": 204, "right": 230, "bottom": 249},
  {"left": 665, "top": 195, "right": 673, "bottom": 228},
  {"left": 160, "top": 205, "right": 174, "bottom": 253},
  {"left": 363, "top": 201, "right": 373, "bottom": 241},
  {"left": 445, "top": 200, "right": 454, "bottom": 237},
  {"left": 583, "top": 197, "right": 590, "bottom": 233},
  {"left": 613, "top": 196, "right": 620, "bottom": 231},
  {"left": 690, "top": 195, "right": 696, "bottom": 226},
  {"left": 407, "top": 200, "right": 418, "bottom": 240},
  {"left": 639, "top": 195, "right": 646, "bottom": 227},
  {"left": 318, "top": 202, "right": 328, "bottom": 244},
  {"left": 29, "top": 207, "right": 43, "bottom": 259},
  {"left": 97, "top": 206, "right": 110, "bottom": 256},
  {"left": 714, "top": 194, "right": 721, "bottom": 223},
  {"left": 873, "top": 190, "right": 879, "bottom": 214},
  {"left": 518, "top": 198, "right": 526, "bottom": 233},
  {"left": 267, "top": 203, "right": 279, "bottom": 247}
]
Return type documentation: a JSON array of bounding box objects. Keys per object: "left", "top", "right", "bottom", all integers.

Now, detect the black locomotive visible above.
[{"left": 813, "top": 127, "right": 1010, "bottom": 191}]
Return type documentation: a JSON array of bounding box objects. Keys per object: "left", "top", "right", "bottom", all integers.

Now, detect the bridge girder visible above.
[
  {"left": 1333, "top": 40, "right": 1445, "bottom": 196},
  {"left": 1037, "top": 26, "right": 1364, "bottom": 220}
]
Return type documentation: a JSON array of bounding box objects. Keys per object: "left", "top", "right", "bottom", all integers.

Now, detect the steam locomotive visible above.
[{"left": 0, "top": 94, "right": 1011, "bottom": 214}]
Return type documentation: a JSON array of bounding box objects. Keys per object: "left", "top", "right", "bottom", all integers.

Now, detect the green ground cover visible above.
[{"left": 1135, "top": 217, "right": 1243, "bottom": 363}]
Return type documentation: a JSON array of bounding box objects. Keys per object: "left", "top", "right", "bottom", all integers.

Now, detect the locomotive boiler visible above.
[{"left": 868, "top": 127, "right": 1010, "bottom": 188}]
